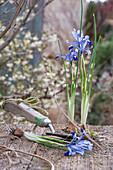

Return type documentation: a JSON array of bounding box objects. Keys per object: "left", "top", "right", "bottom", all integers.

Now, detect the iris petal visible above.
[
  {"left": 66, "top": 29, "right": 93, "bottom": 55},
  {"left": 64, "top": 151, "right": 70, "bottom": 156},
  {"left": 87, "top": 41, "right": 92, "bottom": 46},
  {"left": 65, "top": 129, "right": 93, "bottom": 156},
  {"left": 55, "top": 46, "right": 78, "bottom": 64}
]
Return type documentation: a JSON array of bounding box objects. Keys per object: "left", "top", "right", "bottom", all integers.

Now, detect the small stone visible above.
[{"left": 101, "top": 71, "right": 110, "bottom": 79}]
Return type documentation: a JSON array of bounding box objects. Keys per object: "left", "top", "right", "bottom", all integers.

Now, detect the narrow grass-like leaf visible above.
[
  {"left": 38, "top": 136, "right": 70, "bottom": 144},
  {"left": 58, "top": 40, "right": 70, "bottom": 110},
  {"left": 24, "top": 132, "right": 66, "bottom": 147},
  {"left": 88, "top": 14, "right": 100, "bottom": 96},
  {"left": 38, "top": 142, "right": 68, "bottom": 151},
  {"left": 88, "top": 39, "right": 100, "bottom": 96},
  {"left": 85, "top": 150, "right": 95, "bottom": 155},
  {"left": 86, "top": 14, "right": 96, "bottom": 92}
]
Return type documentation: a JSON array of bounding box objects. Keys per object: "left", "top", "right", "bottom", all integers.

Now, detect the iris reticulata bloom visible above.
[
  {"left": 65, "top": 129, "right": 93, "bottom": 156},
  {"left": 56, "top": 29, "right": 93, "bottom": 63},
  {"left": 55, "top": 45, "right": 78, "bottom": 64},
  {"left": 66, "top": 29, "right": 93, "bottom": 55}
]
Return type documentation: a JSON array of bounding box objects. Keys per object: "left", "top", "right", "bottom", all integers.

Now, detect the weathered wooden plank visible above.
[
  {"left": 0, "top": 122, "right": 113, "bottom": 170},
  {"left": 0, "top": 123, "right": 51, "bottom": 169},
  {"left": 34, "top": 125, "right": 113, "bottom": 170}
]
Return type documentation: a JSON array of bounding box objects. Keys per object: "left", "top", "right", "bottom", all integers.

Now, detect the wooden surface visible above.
[{"left": 0, "top": 122, "right": 113, "bottom": 170}]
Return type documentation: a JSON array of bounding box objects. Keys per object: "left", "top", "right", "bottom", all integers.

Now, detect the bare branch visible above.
[
  {"left": 0, "top": 0, "right": 9, "bottom": 7},
  {"left": 0, "top": 26, "right": 20, "bottom": 51},
  {"left": 0, "top": 0, "right": 32, "bottom": 51},
  {"left": 0, "top": 0, "right": 54, "bottom": 52},
  {"left": 13, "top": 0, "right": 20, "bottom": 7},
  {"left": 0, "top": 0, "right": 27, "bottom": 39},
  {"left": 26, "top": 0, "right": 54, "bottom": 25},
  {"left": 23, "top": 0, "right": 40, "bottom": 24},
  {"left": 0, "top": 7, "right": 15, "bottom": 17}
]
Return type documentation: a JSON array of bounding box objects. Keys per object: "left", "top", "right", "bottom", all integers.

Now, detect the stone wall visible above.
[{"left": 43, "top": 0, "right": 87, "bottom": 57}]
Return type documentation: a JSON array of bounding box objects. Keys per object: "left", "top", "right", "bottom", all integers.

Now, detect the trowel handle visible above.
[
  {"left": 3, "top": 101, "right": 55, "bottom": 133},
  {"left": 19, "top": 103, "right": 51, "bottom": 127}
]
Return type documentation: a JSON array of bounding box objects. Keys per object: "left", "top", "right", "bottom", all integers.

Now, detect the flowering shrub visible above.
[{"left": 0, "top": 31, "right": 57, "bottom": 97}]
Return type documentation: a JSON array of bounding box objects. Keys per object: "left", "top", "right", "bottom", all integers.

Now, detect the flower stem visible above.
[
  {"left": 58, "top": 40, "right": 70, "bottom": 111},
  {"left": 80, "top": 54, "right": 84, "bottom": 96},
  {"left": 82, "top": 55, "right": 87, "bottom": 94},
  {"left": 71, "top": 62, "right": 74, "bottom": 96},
  {"left": 74, "top": 0, "right": 83, "bottom": 94},
  {"left": 80, "top": 0, "right": 83, "bottom": 36}
]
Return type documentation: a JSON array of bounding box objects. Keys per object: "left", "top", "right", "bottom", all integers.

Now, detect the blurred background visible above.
[{"left": 0, "top": 0, "right": 113, "bottom": 126}]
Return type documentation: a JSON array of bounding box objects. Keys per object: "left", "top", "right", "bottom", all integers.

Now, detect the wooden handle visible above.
[{"left": 3, "top": 101, "right": 44, "bottom": 123}]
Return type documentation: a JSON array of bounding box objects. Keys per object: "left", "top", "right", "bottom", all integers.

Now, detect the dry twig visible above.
[{"left": 0, "top": 145, "right": 54, "bottom": 170}]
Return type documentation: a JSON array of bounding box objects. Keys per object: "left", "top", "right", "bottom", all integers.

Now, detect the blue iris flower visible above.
[
  {"left": 76, "top": 140, "right": 93, "bottom": 151},
  {"left": 66, "top": 29, "right": 93, "bottom": 55},
  {"left": 65, "top": 129, "right": 93, "bottom": 156},
  {"left": 65, "top": 145, "right": 84, "bottom": 156},
  {"left": 55, "top": 45, "right": 78, "bottom": 64}
]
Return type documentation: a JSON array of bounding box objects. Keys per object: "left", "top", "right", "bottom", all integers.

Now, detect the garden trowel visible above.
[{"left": 3, "top": 101, "right": 55, "bottom": 133}]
